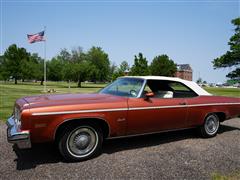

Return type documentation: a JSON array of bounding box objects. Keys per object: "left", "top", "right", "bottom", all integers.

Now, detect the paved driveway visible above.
[{"left": 0, "top": 118, "right": 239, "bottom": 179}]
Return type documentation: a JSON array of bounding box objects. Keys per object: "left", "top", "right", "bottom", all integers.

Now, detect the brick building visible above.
[{"left": 175, "top": 64, "right": 193, "bottom": 81}]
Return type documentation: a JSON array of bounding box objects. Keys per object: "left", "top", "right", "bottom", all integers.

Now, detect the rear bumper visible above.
[{"left": 6, "top": 116, "right": 31, "bottom": 149}]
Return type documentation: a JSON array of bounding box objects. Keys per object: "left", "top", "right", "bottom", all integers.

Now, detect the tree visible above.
[
  {"left": 59, "top": 48, "right": 71, "bottom": 62},
  {"left": 56, "top": 48, "right": 72, "bottom": 82},
  {"left": 30, "top": 53, "right": 44, "bottom": 84},
  {"left": 212, "top": 17, "right": 240, "bottom": 79},
  {"left": 0, "top": 55, "right": 8, "bottom": 81},
  {"left": 149, "top": 55, "right": 177, "bottom": 77},
  {"left": 196, "top": 78, "right": 202, "bottom": 84},
  {"left": 76, "top": 60, "right": 91, "bottom": 87},
  {"left": 71, "top": 48, "right": 91, "bottom": 87},
  {"left": 227, "top": 68, "right": 240, "bottom": 79},
  {"left": 119, "top": 60, "right": 130, "bottom": 73},
  {"left": 111, "top": 61, "right": 130, "bottom": 81},
  {"left": 1, "top": 46, "right": 44, "bottom": 84},
  {"left": 87, "top": 46, "right": 110, "bottom": 82},
  {"left": 59, "top": 47, "right": 91, "bottom": 87},
  {"left": 130, "top": 53, "right": 149, "bottom": 76},
  {"left": 21, "top": 53, "right": 43, "bottom": 82},
  {"left": 47, "top": 57, "right": 64, "bottom": 81},
  {"left": 2, "top": 44, "right": 30, "bottom": 84},
  {"left": 109, "top": 62, "right": 118, "bottom": 81}
]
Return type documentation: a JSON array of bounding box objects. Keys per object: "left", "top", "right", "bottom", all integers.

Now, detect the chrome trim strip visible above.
[
  {"left": 129, "top": 102, "right": 240, "bottom": 111},
  {"left": 32, "top": 108, "right": 128, "bottom": 116},
  {"left": 32, "top": 102, "right": 240, "bottom": 116},
  {"left": 187, "top": 102, "right": 240, "bottom": 107},
  {"left": 129, "top": 105, "right": 186, "bottom": 111}
]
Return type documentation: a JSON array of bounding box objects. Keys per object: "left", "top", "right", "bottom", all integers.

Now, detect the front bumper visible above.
[{"left": 7, "top": 116, "right": 31, "bottom": 149}]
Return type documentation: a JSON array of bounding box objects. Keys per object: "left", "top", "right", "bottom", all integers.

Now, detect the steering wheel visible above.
[{"left": 129, "top": 90, "right": 137, "bottom": 97}]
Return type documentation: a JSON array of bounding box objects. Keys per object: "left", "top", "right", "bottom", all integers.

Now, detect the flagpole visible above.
[{"left": 44, "top": 26, "right": 47, "bottom": 92}]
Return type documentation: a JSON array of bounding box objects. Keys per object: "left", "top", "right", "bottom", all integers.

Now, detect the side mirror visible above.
[{"left": 144, "top": 92, "right": 154, "bottom": 100}]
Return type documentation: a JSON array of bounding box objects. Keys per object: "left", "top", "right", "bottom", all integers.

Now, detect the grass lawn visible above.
[
  {"left": 204, "top": 87, "right": 240, "bottom": 97},
  {"left": 0, "top": 81, "right": 107, "bottom": 121},
  {"left": 0, "top": 81, "right": 239, "bottom": 121},
  {"left": 212, "top": 171, "right": 240, "bottom": 180}
]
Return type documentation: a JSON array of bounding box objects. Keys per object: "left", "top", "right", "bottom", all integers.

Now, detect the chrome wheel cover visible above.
[
  {"left": 67, "top": 126, "right": 98, "bottom": 158},
  {"left": 204, "top": 115, "right": 219, "bottom": 135}
]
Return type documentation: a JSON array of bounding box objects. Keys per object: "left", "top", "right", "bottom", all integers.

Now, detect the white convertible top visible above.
[{"left": 124, "top": 76, "right": 212, "bottom": 96}]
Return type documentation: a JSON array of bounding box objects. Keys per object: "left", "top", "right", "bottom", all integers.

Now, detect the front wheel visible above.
[
  {"left": 58, "top": 124, "right": 103, "bottom": 162},
  {"left": 200, "top": 114, "right": 220, "bottom": 138}
]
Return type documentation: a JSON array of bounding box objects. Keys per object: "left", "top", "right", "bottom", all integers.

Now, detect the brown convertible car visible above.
[{"left": 7, "top": 76, "right": 240, "bottom": 161}]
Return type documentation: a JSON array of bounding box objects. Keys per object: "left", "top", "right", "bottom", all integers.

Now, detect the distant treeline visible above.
[{"left": 0, "top": 44, "right": 177, "bottom": 87}]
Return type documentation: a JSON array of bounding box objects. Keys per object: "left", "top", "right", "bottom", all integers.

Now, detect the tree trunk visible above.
[
  {"left": 77, "top": 80, "right": 81, "bottom": 88},
  {"left": 14, "top": 78, "right": 17, "bottom": 84},
  {"left": 40, "top": 77, "right": 44, "bottom": 85},
  {"left": 22, "top": 79, "right": 25, "bottom": 82}
]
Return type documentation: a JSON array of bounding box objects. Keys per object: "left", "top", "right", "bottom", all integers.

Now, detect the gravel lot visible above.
[{"left": 0, "top": 118, "right": 239, "bottom": 180}]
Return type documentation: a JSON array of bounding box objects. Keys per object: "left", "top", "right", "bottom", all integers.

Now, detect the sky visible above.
[{"left": 0, "top": 0, "right": 239, "bottom": 83}]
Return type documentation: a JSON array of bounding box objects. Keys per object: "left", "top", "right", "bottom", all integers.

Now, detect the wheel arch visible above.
[
  {"left": 54, "top": 117, "right": 110, "bottom": 141},
  {"left": 214, "top": 112, "right": 226, "bottom": 122},
  {"left": 203, "top": 111, "right": 226, "bottom": 123}
]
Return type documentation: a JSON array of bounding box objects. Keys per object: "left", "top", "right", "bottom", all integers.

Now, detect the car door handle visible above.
[{"left": 179, "top": 102, "right": 186, "bottom": 105}]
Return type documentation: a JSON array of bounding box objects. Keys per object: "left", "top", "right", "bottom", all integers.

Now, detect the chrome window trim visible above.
[{"left": 137, "top": 79, "right": 147, "bottom": 98}]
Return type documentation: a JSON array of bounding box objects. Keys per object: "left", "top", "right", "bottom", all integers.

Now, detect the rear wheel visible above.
[
  {"left": 58, "top": 123, "right": 103, "bottom": 162},
  {"left": 200, "top": 114, "right": 220, "bottom": 137}
]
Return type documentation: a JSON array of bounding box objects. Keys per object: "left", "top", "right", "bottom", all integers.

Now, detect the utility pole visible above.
[{"left": 44, "top": 26, "right": 47, "bottom": 92}]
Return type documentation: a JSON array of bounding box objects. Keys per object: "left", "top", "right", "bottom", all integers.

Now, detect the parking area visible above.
[{"left": 0, "top": 118, "right": 239, "bottom": 179}]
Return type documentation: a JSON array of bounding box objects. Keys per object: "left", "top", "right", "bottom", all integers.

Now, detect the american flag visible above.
[{"left": 27, "top": 31, "right": 45, "bottom": 43}]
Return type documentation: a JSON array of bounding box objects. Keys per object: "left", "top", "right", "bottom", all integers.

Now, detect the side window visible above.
[
  {"left": 168, "top": 82, "right": 198, "bottom": 98},
  {"left": 169, "top": 82, "right": 190, "bottom": 91},
  {"left": 143, "top": 80, "right": 174, "bottom": 98},
  {"left": 143, "top": 84, "right": 152, "bottom": 94},
  {"left": 142, "top": 80, "right": 198, "bottom": 98}
]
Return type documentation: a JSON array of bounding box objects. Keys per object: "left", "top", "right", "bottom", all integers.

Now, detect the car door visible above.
[{"left": 126, "top": 80, "right": 191, "bottom": 135}]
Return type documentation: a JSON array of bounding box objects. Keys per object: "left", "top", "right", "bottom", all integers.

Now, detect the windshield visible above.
[{"left": 99, "top": 78, "right": 144, "bottom": 97}]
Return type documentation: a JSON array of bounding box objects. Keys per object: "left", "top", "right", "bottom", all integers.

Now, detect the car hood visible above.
[{"left": 23, "top": 93, "right": 125, "bottom": 109}]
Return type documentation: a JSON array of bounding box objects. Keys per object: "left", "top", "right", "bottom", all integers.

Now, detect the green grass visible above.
[
  {"left": 204, "top": 87, "right": 240, "bottom": 97},
  {"left": 0, "top": 81, "right": 107, "bottom": 121},
  {"left": 0, "top": 81, "right": 239, "bottom": 121},
  {"left": 212, "top": 171, "right": 240, "bottom": 180}
]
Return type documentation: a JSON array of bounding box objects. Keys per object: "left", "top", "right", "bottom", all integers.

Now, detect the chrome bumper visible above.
[{"left": 7, "top": 116, "right": 31, "bottom": 149}]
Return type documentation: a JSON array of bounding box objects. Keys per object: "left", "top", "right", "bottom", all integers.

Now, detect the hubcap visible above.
[
  {"left": 74, "top": 134, "right": 90, "bottom": 149},
  {"left": 205, "top": 115, "right": 219, "bottom": 135},
  {"left": 67, "top": 127, "right": 98, "bottom": 158}
]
